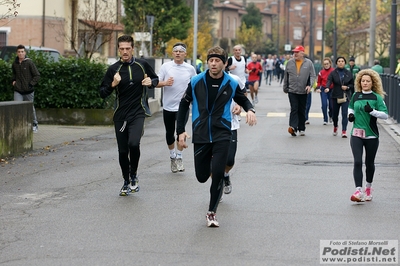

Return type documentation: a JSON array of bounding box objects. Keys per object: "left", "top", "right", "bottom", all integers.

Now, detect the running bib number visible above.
[{"left": 352, "top": 128, "right": 365, "bottom": 138}]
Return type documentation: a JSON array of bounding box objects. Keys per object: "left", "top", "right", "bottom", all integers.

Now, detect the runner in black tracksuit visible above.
[{"left": 99, "top": 35, "right": 158, "bottom": 196}]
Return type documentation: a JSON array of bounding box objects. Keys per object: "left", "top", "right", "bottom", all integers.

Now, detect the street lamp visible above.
[
  {"left": 309, "top": 0, "right": 314, "bottom": 62},
  {"left": 271, "top": 0, "right": 281, "bottom": 53},
  {"left": 146, "top": 15, "right": 154, "bottom": 57},
  {"left": 333, "top": 0, "right": 337, "bottom": 63}
]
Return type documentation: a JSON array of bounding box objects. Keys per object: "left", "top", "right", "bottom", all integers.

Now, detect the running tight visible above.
[
  {"left": 114, "top": 117, "right": 145, "bottom": 181},
  {"left": 163, "top": 109, "right": 189, "bottom": 146},
  {"left": 350, "top": 136, "right": 379, "bottom": 187},
  {"left": 194, "top": 141, "right": 230, "bottom": 213}
]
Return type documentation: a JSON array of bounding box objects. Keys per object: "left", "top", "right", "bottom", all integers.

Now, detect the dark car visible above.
[{"left": 0, "top": 45, "right": 61, "bottom": 62}]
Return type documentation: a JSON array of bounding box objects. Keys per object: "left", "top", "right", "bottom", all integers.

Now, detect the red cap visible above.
[{"left": 292, "top": 45, "right": 305, "bottom": 52}]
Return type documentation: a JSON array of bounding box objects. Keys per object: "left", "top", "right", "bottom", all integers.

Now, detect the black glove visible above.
[
  {"left": 252, "top": 67, "right": 256, "bottom": 72},
  {"left": 364, "top": 102, "right": 373, "bottom": 113},
  {"left": 348, "top": 113, "right": 355, "bottom": 122}
]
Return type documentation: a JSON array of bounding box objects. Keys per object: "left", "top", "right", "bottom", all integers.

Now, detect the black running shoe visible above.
[
  {"left": 130, "top": 176, "right": 140, "bottom": 193},
  {"left": 119, "top": 181, "right": 130, "bottom": 196}
]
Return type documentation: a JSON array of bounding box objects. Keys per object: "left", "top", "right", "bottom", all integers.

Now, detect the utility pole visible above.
[
  {"left": 333, "top": 0, "right": 337, "bottom": 63},
  {"left": 193, "top": 0, "right": 198, "bottom": 68},
  {"left": 368, "top": 0, "right": 376, "bottom": 67},
  {"left": 309, "top": 0, "right": 314, "bottom": 62},
  {"left": 390, "top": 0, "right": 397, "bottom": 74}
]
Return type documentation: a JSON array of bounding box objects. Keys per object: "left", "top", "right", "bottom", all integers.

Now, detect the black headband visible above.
[{"left": 207, "top": 54, "right": 226, "bottom": 64}]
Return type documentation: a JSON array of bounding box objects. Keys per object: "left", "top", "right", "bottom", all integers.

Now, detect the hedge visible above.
[{"left": 0, "top": 52, "right": 115, "bottom": 109}]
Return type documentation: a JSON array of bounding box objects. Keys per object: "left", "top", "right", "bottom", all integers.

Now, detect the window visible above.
[
  {"left": 226, "top": 17, "right": 230, "bottom": 31},
  {"left": 293, "top": 27, "right": 302, "bottom": 40},
  {"left": 316, "top": 28, "right": 322, "bottom": 41},
  {"left": 0, "top": 27, "right": 11, "bottom": 47},
  {"left": 0, "top": 32, "right": 7, "bottom": 47}
]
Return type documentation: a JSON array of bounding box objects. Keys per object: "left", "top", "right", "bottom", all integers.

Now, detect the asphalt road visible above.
[{"left": 1, "top": 79, "right": 400, "bottom": 265}]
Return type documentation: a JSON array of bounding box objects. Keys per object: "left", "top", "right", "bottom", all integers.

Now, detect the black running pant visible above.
[
  {"left": 288, "top": 92, "right": 307, "bottom": 131},
  {"left": 226, "top": 130, "right": 238, "bottom": 167},
  {"left": 194, "top": 141, "right": 230, "bottom": 213},
  {"left": 114, "top": 117, "right": 145, "bottom": 182},
  {"left": 163, "top": 109, "right": 189, "bottom": 146},
  {"left": 350, "top": 136, "right": 379, "bottom": 187}
]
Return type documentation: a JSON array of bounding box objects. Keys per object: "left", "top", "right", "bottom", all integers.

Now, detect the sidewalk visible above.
[{"left": 33, "top": 124, "right": 115, "bottom": 150}]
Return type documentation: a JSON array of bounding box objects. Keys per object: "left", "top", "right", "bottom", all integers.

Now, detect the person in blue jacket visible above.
[{"left": 176, "top": 46, "right": 257, "bottom": 227}]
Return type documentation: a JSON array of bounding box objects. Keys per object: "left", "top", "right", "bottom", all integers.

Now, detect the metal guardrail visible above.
[{"left": 381, "top": 74, "right": 400, "bottom": 123}]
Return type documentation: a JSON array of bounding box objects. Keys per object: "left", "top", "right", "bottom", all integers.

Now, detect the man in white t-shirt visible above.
[{"left": 157, "top": 42, "right": 197, "bottom": 173}]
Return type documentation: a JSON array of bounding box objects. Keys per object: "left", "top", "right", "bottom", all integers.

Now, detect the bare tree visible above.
[
  {"left": 50, "top": 0, "right": 122, "bottom": 59},
  {"left": 0, "top": 0, "right": 20, "bottom": 22}
]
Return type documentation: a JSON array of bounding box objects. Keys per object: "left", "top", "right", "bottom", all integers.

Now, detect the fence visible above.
[{"left": 381, "top": 74, "right": 400, "bottom": 124}]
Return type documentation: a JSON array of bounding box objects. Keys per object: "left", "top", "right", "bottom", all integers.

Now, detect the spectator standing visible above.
[
  {"left": 326, "top": 56, "right": 354, "bottom": 138},
  {"left": 370, "top": 59, "right": 384, "bottom": 74},
  {"left": 99, "top": 35, "right": 159, "bottom": 196},
  {"left": 396, "top": 58, "right": 400, "bottom": 75},
  {"left": 283, "top": 46, "right": 316, "bottom": 137},
  {"left": 176, "top": 46, "right": 256, "bottom": 227},
  {"left": 196, "top": 54, "right": 204, "bottom": 74},
  {"left": 316, "top": 57, "right": 335, "bottom": 125},
  {"left": 11, "top": 44, "right": 40, "bottom": 132},
  {"left": 348, "top": 69, "right": 388, "bottom": 202},
  {"left": 345, "top": 56, "right": 360, "bottom": 92},
  {"left": 157, "top": 42, "right": 197, "bottom": 173}
]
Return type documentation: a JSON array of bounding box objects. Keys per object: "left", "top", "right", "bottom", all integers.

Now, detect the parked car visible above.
[{"left": 0, "top": 45, "right": 61, "bottom": 62}]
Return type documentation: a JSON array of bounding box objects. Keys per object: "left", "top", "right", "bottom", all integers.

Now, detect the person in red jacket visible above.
[
  {"left": 316, "top": 57, "right": 335, "bottom": 125},
  {"left": 247, "top": 54, "right": 263, "bottom": 106}
]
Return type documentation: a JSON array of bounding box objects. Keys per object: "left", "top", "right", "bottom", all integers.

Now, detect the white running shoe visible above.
[
  {"left": 176, "top": 158, "right": 185, "bottom": 172},
  {"left": 170, "top": 157, "right": 178, "bottom": 173},
  {"left": 206, "top": 212, "right": 219, "bottom": 227}
]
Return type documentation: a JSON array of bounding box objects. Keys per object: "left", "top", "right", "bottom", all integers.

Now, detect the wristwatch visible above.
[{"left": 249, "top": 108, "right": 256, "bottom": 114}]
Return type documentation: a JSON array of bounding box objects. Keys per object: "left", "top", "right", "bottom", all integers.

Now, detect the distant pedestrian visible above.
[
  {"left": 11, "top": 44, "right": 40, "bottom": 133},
  {"left": 283, "top": 45, "right": 316, "bottom": 137},
  {"left": 264, "top": 54, "right": 274, "bottom": 85},
  {"left": 176, "top": 46, "right": 256, "bottom": 227},
  {"left": 371, "top": 59, "right": 384, "bottom": 74},
  {"left": 99, "top": 35, "right": 159, "bottom": 196},
  {"left": 156, "top": 42, "right": 196, "bottom": 173},
  {"left": 316, "top": 57, "right": 335, "bottom": 125},
  {"left": 326, "top": 56, "right": 354, "bottom": 138},
  {"left": 348, "top": 69, "right": 388, "bottom": 202},
  {"left": 257, "top": 54, "right": 264, "bottom": 86},
  {"left": 345, "top": 56, "right": 360, "bottom": 89}
]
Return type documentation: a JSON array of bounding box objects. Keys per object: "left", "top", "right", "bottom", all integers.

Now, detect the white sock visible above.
[
  {"left": 169, "top": 149, "right": 176, "bottom": 159},
  {"left": 176, "top": 150, "right": 182, "bottom": 159},
  {"left": 224, "top": 172, "right": 229, "bottom": 177},
  {"left": 356, "top": 186, "right": 362, "bottom": 192},
  {"left": 366, "top": 183, "right": 372, "bottom": 188}
]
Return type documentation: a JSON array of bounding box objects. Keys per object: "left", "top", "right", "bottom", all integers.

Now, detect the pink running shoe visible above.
[
  {"left": 350, "top": 189, "right": 365, "bottom": 202},
  {"left": 365, "top": 187, "right": 373, "bottom": 201}
]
